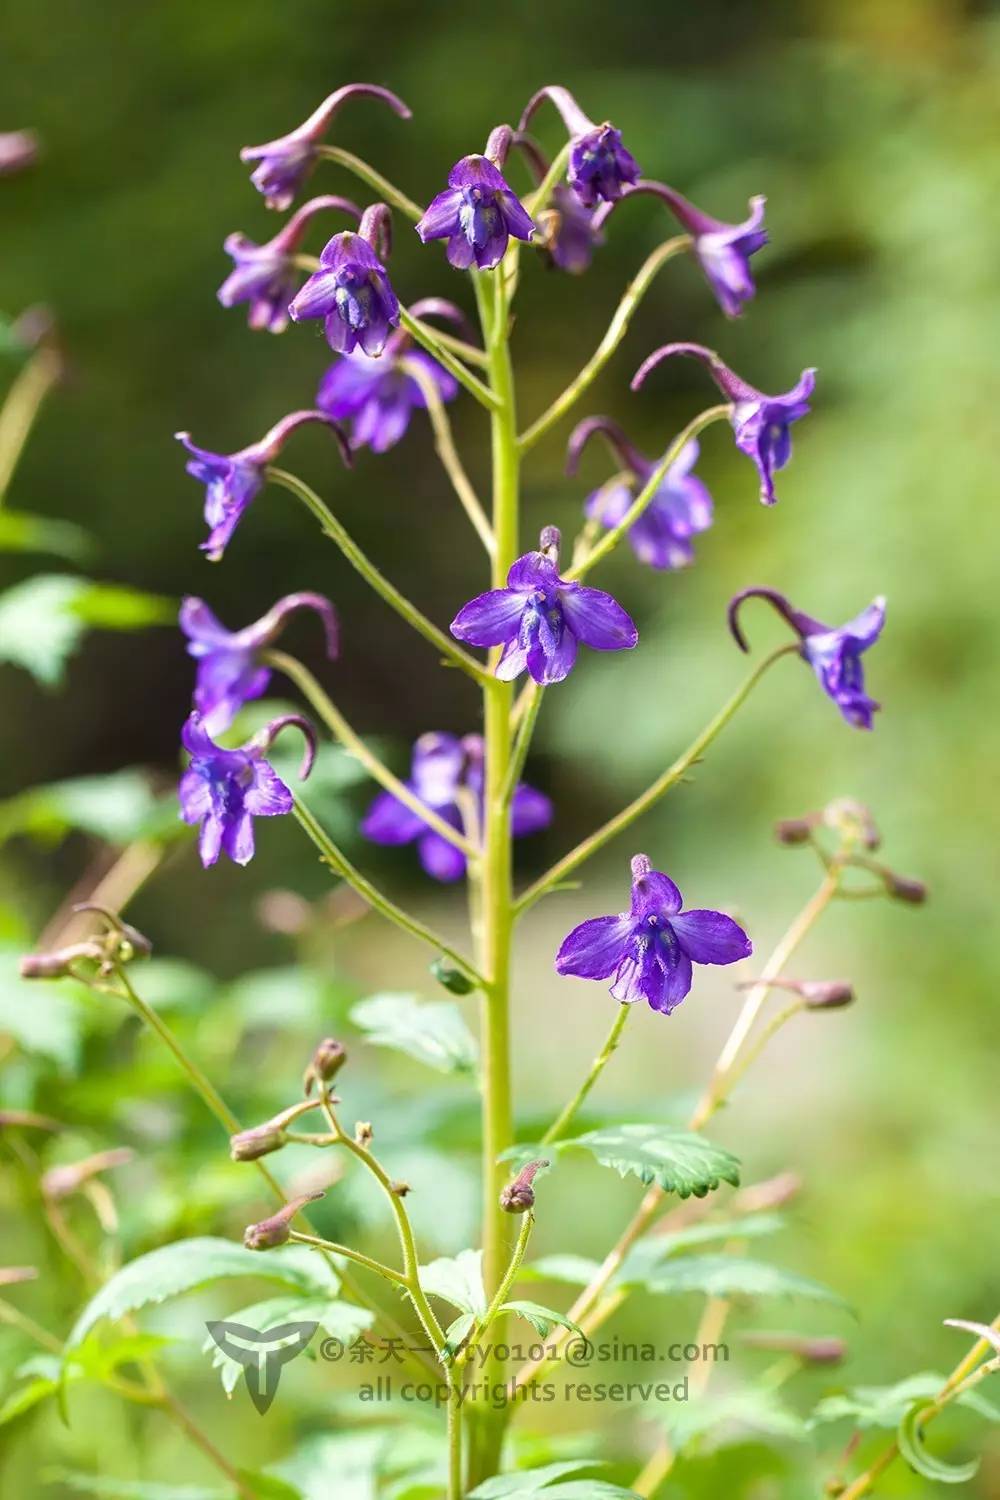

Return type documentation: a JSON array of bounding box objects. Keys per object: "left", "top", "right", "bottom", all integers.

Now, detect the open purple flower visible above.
[
  {"left": 218, "top": 195, "right": 360, "bottom": 333},
  {"left": 362, "top": 732, "right": 552, "bottom": 882},
  {"left": 417, "top": 143, "right": 535, "bottom": 271},
  {"left": 632, "top": 343, "right": 816, "bottom": 506},
  {"left": 556, "top": 854, "right": 752, "bottom": 1015},
  {"left": 240, "top": 84, "right": 412, "bottom": 211},
  {"left": 176, "top": 411, "right": 351, "bottom": 561},
  {"left": 729, "top": 587, "right": 886, "bottom": 729},
  {"left": 512, "top": 135, "right": 603, "bottom": 274},
  {"left": 450, "top": 527, "right": 638, "bottom": 685},
  {"left": 568, "top": 416, "right": 713, "bottom": 570},
  {"left": 519, "top": 87, "right": 640, "bottom": 209},
  {"left": 593, "top": 182, "right": 767, "bottom": 317},
  {"left": 180, "top": 593, "right": 337, "bottom": 736},
  {"left": 289, "top": 205, "right": 399, "bottom": 356},
  {"left": 179, "top": 712, "right": 315, "bottom": 868}
]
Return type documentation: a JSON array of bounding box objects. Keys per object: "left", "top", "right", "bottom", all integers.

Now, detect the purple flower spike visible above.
[
  {"left": 240, "top": 84, "right": 412, "bottom": 210},
  {"left": 362, "top": 732, "right": 552, "bottom": 882},
  {"left": 179, "top": 711, "right": 315, "bottom": 868},
  {"left": 176, "top": 411, "right": 351, "bottom": 561},
  {"left": 180, "top": 592, "right": 338, "bottom": 736},
  {"left": 218, "top": 195, "right": 361, "bottom": 333},
  {"left": 416, "top": 148, "right": 535, "bottom": 271},
  {"left": 728, "top": 586, "right": 886, "bottom": 729},
  {"left": 289, "top": 206, "right": 399, "bottom": 356},
  {"left": 519, "top": 87, "right": 640, "bottom": 209},
  {"left": 632, "top": 343, "right": 816, "bottom": 506},
  {"left": 557, "top": 854, "right": 751, "bottom": 1015},
  {"left": 568, "top": 416, "right": 713, "bottom": 571},
  {"left": 450, "top": 527, "right": 638, "bottom": 685}
]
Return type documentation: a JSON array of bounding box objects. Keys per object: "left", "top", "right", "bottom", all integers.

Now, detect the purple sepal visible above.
[
  {"left": 289, "top": 228, "right": 399, "bottom": 356},
  {"left": 317, "top": 341, "right": 457, "bottom": 454},
  {"left": 218, "top": 196, "right": 361, "bottom": 333},
  {"left": 416, "top": 155, "right": 535, "bottom": 271}
]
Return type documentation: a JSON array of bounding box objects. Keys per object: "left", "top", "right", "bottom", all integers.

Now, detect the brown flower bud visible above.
[
  {"left": 774, "top": 816, "right": 817, "bottom": 845},
  {"left": 42, "top": 1147, "right": 134, "bottom": 1201},
  {"left": 887, "top": 873, "right": 927, "bottom": 905},
  {"left": 243, "top": 1191, "right": 324, "bottom": 1251},
  {"left": 303, "top": 1038, "right": 347, "bottom": 1096},
  {"left": 230, "top": 1123, "right": 286, "bottom": 1162},
  {"left": 500, "top": 1159, "right": 549, "bottom": 1214},
  {"left": 740, "top": 1330, "right": 846, "bottom": 1365}
]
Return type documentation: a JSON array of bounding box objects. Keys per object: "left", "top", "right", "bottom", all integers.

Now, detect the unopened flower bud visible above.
[
  {"left": 539, "top": 525, "right": 561, "bottom": 561},
  {"left": 243, "top": 1191, "right": 323, "bottom": 1251},
  {"left": 42, "top": 1147, "right": 134, "bottom": 1201},
  {"left": 500, "top": 1158, "right": 549, "bottom": 1213},
  {"left": 355, "top": 1121, "right": 373, "bottom": 1149},
  {"left": 803, "top": 980, "right": 855, "bottom": 1010},
  {"left": 19, "top": 940, "right": 102, "bottom": 979},
  {"left": 431, "top": 957, "right": 476, "bottom": 995},
  {"left": 887, "top": 873, "right": 927, "bottom": 905},
  {"left": 740, "top": 1330, "right": 846, "bottom": 1365},
  {"left": 733, "top": 1171, "right": 801, "bottom": 1214},
  {"left": 304, "top": 1038, "right": 347, "bottom": 1096},
  {"left": 774, "top": 816, "right": 816, "bottom": 845},
  {"left": 230, "top": 1123, "right": 286, "bottom": 1162},
  {"left": 822, "top": 798, "right": 880, "bottom": 850}
]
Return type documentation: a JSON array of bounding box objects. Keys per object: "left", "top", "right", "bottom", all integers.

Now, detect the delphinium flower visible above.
[
  {"left": 555, "top": 854, "right": 752, "bottom": 1014},
  {"left": 567, "top": 416, "right": 713, "bottom": 570},
  {"left": 240, "top": 83, "right": 412, "bottom": 210},
  {"left": 176, "top": 411, "right": 351, "bottom": 561},
  {"left": 519, "top": 86, "right": 640, "bottom": 208},
  {"left": 593, "top": 181, "right": 767, "bottom": 317},
  {"left": 218, "top": 195, "right": 361, "bottom": 333},
  {"left": 362, "top": 732, "right": 552, "bottom": 882},
  {"left": 512, "top": 133, "right": 603, "bottom": 274},
  {"left": 289, "top": 203, "right": 399, "bottom": 355},
  {"left": 180, "top": 592, "right": 338, "bottom": 735},
  {"left": 728, "top": 586, "right": 886, "bottom": 729},
  {"left": 632, "top": 342, "right": 816, "bottom": 506},
  {"left": 450, "top": 526, "right": 638, "bottom": 685},
  {"left": 416, "top": 126, "right": 535, "bottom": 271},
  {"left": 178, "top": 712, "right": 316, "bottom": 868}
]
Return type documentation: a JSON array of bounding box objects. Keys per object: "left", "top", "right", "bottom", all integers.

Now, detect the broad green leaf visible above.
[
  {"left": 521, "top": 1255, "right": 602, "bottom": 1287},
  {"left": 0, "top": 768, "right": 163, "bottom": 844},
  {"left": 897, "top": 1400, "right": 979, "bottom": 1484},
  {"left": 663, "top": 1387, "right": 810, "bottom": 1450},
  {"left": 0, "top": 509, "right": 94, "bottom": 562},
  {"left": 418, "top": 1249, "right": 486, "bottom": 1316},
  {"left": 645, "top": 1255, "right": 847, "bottom": 1307},
  {"left": 41, "top": 1474, "right": 224, "bottom": 1500},
  {"left": 70, "top": 581, "right": 175, "bottom": 629},
  {"left": 501, "top": 1301, "right": 584, "bottom": 1340},
  {"left": 811, "top": 1373, "right": 1000, "bottom": 1429},
  {"left": 202, "top": 1293, "right": 370, "bottom": 1392},
  {"left": 0, "top": 947, "right": 84, "bottom": 1068},
  {"left": 617, "top": 1213, "right": 786, "bottom": 1287},
  {"left": 0, "top": 575, "right": 88, "bottom": 685},
  {"left": 442, "top": 1312, "right": 475, "bottom": 1358},
  {"left": 350, "top": 993, "right": 478, "bottom": 1075},
  {"left": 469, "top": 1463, "right": 607, "bottom": 1498},
  {"left": 561, "top": 1125, "right": 740, "bottom": 1199}
]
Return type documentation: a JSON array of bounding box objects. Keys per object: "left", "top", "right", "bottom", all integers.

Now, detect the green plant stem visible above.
[
  {"left": 315, "top": 145, "right": 424, "bottom": 222},
  {"left": 0, "top": 345, "right": 62, "bottom": 505},
  {"left": 287, "top": 1232, "right": 408, "bottom": 1289},
  {"left": 267, "top": 466, "right": 490, "bottom": 686},
  {"left": 406, "top": 314, "right": 490, "bottom": 368},
  {"left": 515, "top": 643, "right": 798, "bottom": 916},
  {"left": 464, "top": 1212, "right": 534, "bottom": 1360},
  {"left": 0, "top": 1297, "right": 63, "bottom": 1353},
  {"left": 524, "top": 143, "right": 572, "bottom": 217},
  {"left": 541, "top": 1004, "right": 632, "bottom": 1145},
  {"left": 500, "top": 684, "right": 542, "bottom": 807},
  {"left": 517, "top": 236, "right": 693, "bottom": 453},
  {"left": 263, "top": 648, "right": 477, "bottom": 860},
  {"left": 399, "top": 309, "right": 501, "bottom": 410},
  {"left": 398, "top": 354, "right": 495, "bottom": 553}
]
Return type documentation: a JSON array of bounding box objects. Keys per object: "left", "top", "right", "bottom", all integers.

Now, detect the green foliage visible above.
[
  {"left": 202, "top": 1292, "right": 372, "bottom": 1393},
  {"left": 0, "top": 574, "right": 173, "bottom": 686},
  {"left": 0, "top": 509, "right": 94, "bottom": 562},
  {"left": 663, "top": 1387, "right": 810, "bottom": 1450},
  {"left": 417, "top": 1248, "right": 486, "bottom": 1316},
  {"left": 350, "top": 992, "right": 478, "bottom": 1075},
  {"left": 41, "top": 1476, "right": 226, "bottom": 1500},
  {"left": 616, "top": 1214, "right": 787, "bottom": 1287},
  {"left": 0, "top": 767, "right": 170, "bottom": 844},
  {"left": 0, "top": 944, "right": 85, "bottom": 1066},
  {"left": 510, "top": 1125, "right": 740, "bottom": 1200},
  {"left": 468, "top": 1463, "right": 611, "bottom": 1497},
  {"left": 520, "top": 1255, "right": 602, "bottom": 1287},
  {"left": 811, "top": 1373, "right": 1000, "bottom": 1429},
  {"left": 643, "top": 1254, "right": 847, "bottom": 1307},
  {"left": 897, "top": 1400, "right": 980, "bottom": 1484},
  {"left": 500, "top": 1301, "right": 585, "bottom": 1340}
]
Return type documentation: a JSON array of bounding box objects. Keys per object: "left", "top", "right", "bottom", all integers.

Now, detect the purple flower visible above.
[
  {"left": 317, "top": 310, "right": 458, "bottom": 453},
  {"left": 218, "top": 195, "right": 361, "bottom": 333},
  {"left": 179, "top": 712, "right": 316, "bottom": 868},
  {"left": 362, "top": 732, "right": 552, "bottom": 882},
  {"left": 450, "top": 527, "right": 638, "bottom": 685},
  {"left": 417, "top": 153, "right": 535, "bottom": 272},
  {"left": 556, "top": 854, "right": 752, "bottom": 1015},
  {"left": 519, "top": 87, "right": 640, "bottom": 208},
  {"left": 289, "top": 205, "right": 399, "bottom": 356},
  {"left": 240, "top": 84, "right": 412, "bottom": 211},
  {"left": 568, "top": 416, "right": 713, "bottom": 571},
  {"left": 632, "top": 343, "right": 816, "bottom": 506},
  {"left": 180, "top": 592, "right": 338, "bottom": 736},
  {"left": 175, "top": 411, "right": 351, "bottom": 561},
  {"left": 593, "top": 182, "right": 767, "bottom": 318},
  {"left": 511, "top": 135, "right": 603, "bottom": 274},
  {"left": 728, "top": 587, "right": 886, "bottom": 729}
]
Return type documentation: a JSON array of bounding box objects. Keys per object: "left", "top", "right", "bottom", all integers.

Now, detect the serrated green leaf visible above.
[
  {"left": 617, "top": 1213, "right": 786, "bottom": 1287},
  {"left": 897, "top": 1399, "right": 980, "bottom": 1484},
  {"left": 561, "top": 1125, "right": 741, "bottom": 1199},
  {"left": 520, "top": 1255, "right": 602, "bottom": 1287},
  {"left": 350, "top": 993, "right": 478, "bottom": 1075},
  {"left": 645, "top": 1255, "right": 847, "bottom": 1307},
  {"left": 201, "top": 1293, "right": 370, "bottom": 1392},
  {"left": 501, "top": 1301, "right": 584, "bottom": 1340},
  {"left": 418, "top": 1249, "right": 486, "bottom": 1316},
  {"left": 468, "top": 1463, "right": 606, "bottom": 1498}
]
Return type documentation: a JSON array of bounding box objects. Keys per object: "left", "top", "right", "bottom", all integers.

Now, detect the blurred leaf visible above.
[
  {"left": 0, "top": 1373, "right": 60, "bottom": 1425},
  {"left": 663, "top": 1387, "right": 810, "bottom": 1451},
  {"left": 72, "top": 1330, "right": 175, "bottom": 1381},
  {"left": 0, "top": 947, "right": 83, "bottom": 1067},
  {"left": 0, "top": 575, "right": 172, "bottom": 686},
  {"left": 130, "top": 958, "right": 216, "bottom": 1012},
  {"left": 530, "top": 1126, "right": 741, "bottom": 1200},
  {"left": 617, "top": 1214, "right": 787, "bottom": 1287},
  {"left": 442, "top": 1312, "right": 474, "bottom": 1358},
  {"left": 219, "top": 966, "right": 349, "bottom": 1030},
  {"left": 521, "top": 1255, "right": 602, "bottom": 1288},
  {"left": 350, "top": 993, "right": 478, "bottom": 1075},
  {"left": 501, "top": 1301, "right": 584, "bottom": 1340},
  {"left": 42, "top": 1474, "right": 224, "bottom": 1500},
  {"left": 275, "top": 1432, "right": 384, "bottom": 1500},
  {"left": 0, "top": 767, "right": 163, "bottom": 844},
  {"left": 70, "top": 581, "right": 176, "bottom": 629},
  {"left": 645, "top": 1254, "right": 847, "bottom": 1307},
  {"left": 469, "top": 1465, "right": 607, "bottom": 1498},
  {"left": 202, "top": 1293, "right": 370, "bottom": 1393},
  {"left": 811, "top": 1373, "right": 1000, "bottom": 1430},
  {"left": 0, "top": 509, "right": 94, "bottom": 562},
  {"left": 236, "top": 1474, "right": 304, "bottom": 1500},
  {"left": 418, "top": 1249, "right": 486, "bottom": 1316},
  {"left": 897, "top": 1399, "right": 979, "bottom": 1484}
]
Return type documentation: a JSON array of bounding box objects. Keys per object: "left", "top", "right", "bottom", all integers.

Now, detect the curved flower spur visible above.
[
  {"left": 416, "top": 125, "right": 536, "bottom": 271},
  {"left": 510, "top": 132, "right": 604, "bottom": 274},
  {"left": 289, "top": 202, "right": 400, "bottom": 355},
  {"left": 519, "top": 85, "right": 641, "bottom": 208},
  {"left": 218, "top": 195, "right": 362, "bottom": 333}
]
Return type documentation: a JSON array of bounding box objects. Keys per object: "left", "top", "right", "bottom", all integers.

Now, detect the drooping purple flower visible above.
[
  {"left": 568, "top": 416, "right": 713, "bottom": 571},
  {"left": 556, "top": 854, "right": 752, "bottom": 1015},
  {"left": 289, "top": 205, "right": 399, "bottom": 356},
  {"left": 240, "top": 84, "right": 412, "bottom": 211},
  {"left": 180, "top": 592, "right": 338, "bottom": 735},
  {"left": 593, "top": 182, "right": 767, "bottom": 317},
  {"left": 632, "top": 343, "right": 816, "bottom": 506},
  {"left": 728, "top": 587, "right": 886, "bottom": 729},
  {"left": 218, "top": 195, "right": 361, "bottom": 333},
  {"left": 175, "top": 411, "right": 351, "bottom": 561},
  {"left": 519, "top": 87, "right": 640, "bottom": 209},
  {"left": 450, "top": 527, "right": 638, "bottom": 685},
  {"left": 511, "top": 134, "right": 603, "bottom": 274},
  {"left": 417, "top": 130, "right": 536, "bottom": 271},
  {"left": 178, "top": 712, "right": 316, "bottom": 868},
  {"left": 362, "top": 732, "right": 552, "bottom": 882}
]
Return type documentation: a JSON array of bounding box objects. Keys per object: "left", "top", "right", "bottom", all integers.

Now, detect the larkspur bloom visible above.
[
  {"left": 632, "top": 342, "right": 816, "bottom": 506},
  {"left": 450, "top": 527, "right": 638, "bottom": 685},
  {"left": 362, "top": 732, "right": 552, "bottom": 882},
  {"left": 416, "top": 128, "right": 535, "bottom": 272},
  {"left": 218, "top": 195, "right": 360, "bottom": 333},
  {"left": 512, "top": 134, "right": 603, "bottom": 274},
  {"left": 240, "top": 83, "right": 411, "bottom": 210},
  {"left": 567, "top": 416, "right": 713, "bottom": 570},
  {"left": 180, "top": 592, "right": 338, "bottom": 736},
  {"left": 728, "top": 586, "right": 886, "bottom": 729},
  {"left": 178, "top": 712, "right": 316, "bottom": 868},
  {"left": 593, "top": 181, "right": 767, "bottom": 317},
  {"left": 519, "top": 86, "right": 640, "bottom": 208},
  {"left": 176, "top": 411, "right": 351, "bottom": 561},
  {"left": 556, "top": 854, "right": 752, "bottom": 1015},
  {"left": 289, "top": 204, "right": 399, "bottom": 356}
]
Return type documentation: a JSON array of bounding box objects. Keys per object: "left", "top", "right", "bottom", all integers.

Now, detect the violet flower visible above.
[
  {"left": 289, "top": 204, "right": 399, "bottom": 356},
  {"left": 176, "top": 411, "right": 351, "bottom": 561},
  {"left": 417, "top": 127, "right": 535, "bottom": 271},
  {"left": 519, "top": 86, "right": 640, "bottom": 208},
  {"left": 632, "top": 342, "right": 816, "bottom": 506},
  {"left": 568, "top": 416, "right": 713, "bottom": 571},
  {"left": 593, "top": 182, "right": 767, "bottom": 317},
  {"left": 450, "top": 526, "right": 638, "bottom": 685},
  {"left": 556, "top": 854, "right": 752, "bottom": 1015},
  {"left": 179, "top": 712, "right": 316, "bottom": 868},
  {"left": 240, "top": 84, "right": 412, "bottom": 211},
  {"left": 218, "top": 195, "right": 361, "bottom": 333},
  {"left": 728, "top": 586, "right": 886, "bottom": 729},
  {"left": 180, "top": 592, "right": 338, "bottom": 735},
  {"left": 362, "top": 732, "right": 552, "bottom": 882},
  {"left": 512, "top": 134, "right": 603, "bottom": 274}
]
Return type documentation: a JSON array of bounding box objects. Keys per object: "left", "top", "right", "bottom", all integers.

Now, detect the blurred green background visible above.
[{"left": 1, "top": 0, "right": 998, "bottom": 1495}]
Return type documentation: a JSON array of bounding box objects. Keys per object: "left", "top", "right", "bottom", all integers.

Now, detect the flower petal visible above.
[
  {"left": 645, "top": 949, "right": 693, "bottom": 1014},
  {"left": 416, "top": 188, "right": 462, "bottom": 243},
  {"left": 451, "top": 588, "right": 525, "bottom": 647},
  {"left": 630, "top": 870, "right": 683, "bottom": 917},
  {"left": 361, "top": 789, "right": 425, "bottom": 845},
  {"left": 511, "top": 784, "right": 553, "bottom": 837},
  {"left": 223, "top": 809, "right": 256, "bottom": 866},
  {"left": 417, "top": 831, "right": 467, "bottom": 883},
  {"left": 556, "top": 915, "right": 633, "bottom": 980},
  {"left": 670, "top": 909, "right": 752, "bottom": 966},
  {"left": 560, "top": 584, "right": 638, "bottom": 651},
  {"left": 243, "top": 761, "right": 293, "bottom": 817}
]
